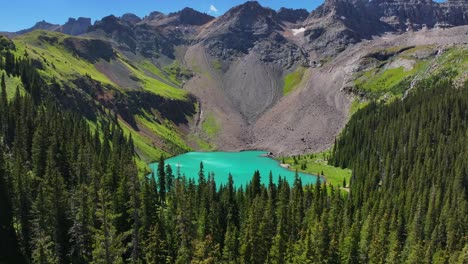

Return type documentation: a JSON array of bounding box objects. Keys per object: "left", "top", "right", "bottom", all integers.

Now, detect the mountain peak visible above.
[
  {"left": 167, "top": 7, "right": 214, "bottom": 25},
  {"left": 121, "top": 13, "right": 142, "bottom": 25},
  {"left": 89, "top": 15, "right": 132, "bottom": 35},
  {"left": 146, "top": 11, "right": 165, "bottom": 21},
  {"left": 227, "top": 1, "right": 271, "bottom": 15},
  {"left": 60, "top": 17, "right": 91, "bottom": 35},
  {"left": 16, "top": 20, "right": 60, "bottom": 35},
  {"left": 215, "top": 0, "right": 280, "bottom": 28},
  {"left": 277, "top": 8, "right": 309, "bottom": 23}
]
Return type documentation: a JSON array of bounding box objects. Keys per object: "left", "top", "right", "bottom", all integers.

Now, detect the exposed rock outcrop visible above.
[
  {"left": 121, "top": 13, "right": 142, "bottom": 25},
  {"left": 16, "top": 20, "right": 60, "bottom": 35},
  {"left": 302, "top": 0, "right": 468, "bottom": 55},
  {"left": 59, "top": 17, "right": 91, "bottom": 35},
  {"left": 167, "top": 7, "right": 214, "bottom": 26},
  {"left": 6, "top": 18, "right": 91, "bottom": 37},
  {"left": 63, "top": 37, "right": 115, "bottom": 63},
  {"left": 277, "top": 8, "right": 309, "bottom": 23},
  {"left": 199, "top": 1, "right": 308, "bottom": 67}
]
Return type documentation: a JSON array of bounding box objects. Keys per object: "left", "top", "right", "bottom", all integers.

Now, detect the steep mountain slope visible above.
[
  {"left": 2, "top": 0, "right": 468, "bottom": 156},
  {"left": 254, "top": 26, "right": 468, "bottom": 154},
  {"left": 10, "top": 31, "right": 197, "bottom": 164},
  {"left": 181, "top": 2, "right": 313, "bottom": 150},
  {"left": 183, "top": 1, "right": 468, "bottom": 154},
  {"left": 87, "top": 8, "right": 213, "bottom": 58},
  {"left": 302, "top": 0, "right": 468, "bottom": 56}
]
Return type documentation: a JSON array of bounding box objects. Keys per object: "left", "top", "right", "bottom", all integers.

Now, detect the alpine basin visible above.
[{"left": 149, "top": 151, "right": 319, "bottom": 188}]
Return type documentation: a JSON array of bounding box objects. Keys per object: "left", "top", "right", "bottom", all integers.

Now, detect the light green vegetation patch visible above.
[
  {"left": 188, "top": 134, "right": 216, "bottom": 151},
  {"left": 349, "top": 99, "right": 369, "bottom": 116},
  {"left": 2, "top": 70, "right": 24, "bottom": 100},
  {"left": 135, "top": 112, "right": 191, "bottom": 153},
  {"left": 283, "top": 67, "right": 306, "bottom": 95},
  {"left": 189, "top": 57, "right": 212, "bottom": 80},
  {"left": 279, "top": 150, "right": 352, "bottom": 187},
  {"left": 14, "top": 31, "right": 189, "bottom": 101},
  {"left": 355, "top": 61, "right": 427, "bottom": 95},
  {"left": 354, "top": 46, "right": 468, "bottom": 97},
  {"left": 211, "top": 60, "right": 222, "bottom": 71},
  {"left": 202, "top": 112, "right": 220, "bottom": 138},
  {"left": 139, "top": 60, "right": 177, "bottom": 84},
  {"left": 434, "top": 47, "right": 468, "bottom": 78},
  {"left": 163, "top": 61, "right": 193, "bottom": 86},
  {"left": 118, "top": 119, "right": 168, "bottom": 163},
  {"left": 14, "top": 31, "right": 113, "bottom": 86},
  {"left": 189, "top": 58, "right": 202, "bottom": 74},
  {"left": 117, "top": 56, "right": 188, "bottom": 100}
]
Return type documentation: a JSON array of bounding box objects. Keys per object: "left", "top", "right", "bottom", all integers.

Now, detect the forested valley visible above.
[{"left": 0, "top": 41, "right": 467, "bottom": 264}]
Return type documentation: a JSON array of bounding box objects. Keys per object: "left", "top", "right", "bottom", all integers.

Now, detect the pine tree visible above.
[
  {"left": 128, "top": 163, "right": 142, "bottom": 264},
  {"left": 69, "top": 184, "right": 93, "bottom": 264},
  {"left": 222, "top": 221, "right": 239, "bottom": 263},
  {"left": 43, "top": 138, "right": 70, "bottom": 263},
  {"left": 166, "top": 164, "right": 174, "bottom": 192},
  {"left": 91, "top": 189, "right": 126, "bottom": 264},
  {"left": 143, "top": 223, "right": 168, "bottom": 264},
  {"left": 0, "top": 72, "right": 7, "bottom": 133},
  {"left": 198, "top": 161, "right": 206, "bottom": 186},
  {"left": 157, "top": 155, "right": 166, "bottom": 203},
  {"left": 0, "top": 143, "right": 25, "bottom": 263},
  {"left": 31, "top": 118, "right": 48, "bottom": 178},
  {"left": 31, "top": 184, "right": 59, "bottom": 264}
]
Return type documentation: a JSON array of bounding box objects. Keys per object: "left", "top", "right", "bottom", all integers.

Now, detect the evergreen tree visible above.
[
  {"left": 0, "top": 143, "right": 25, "bottom": 263},
  {"left": 157, "top": 156, "right": 166, "bottom": 203},
  {"left": 91, "top": 189, "right": 126, "bottom": 264},
  {"left": 31, "top": 184, "right": 59, "bottom": 264}
]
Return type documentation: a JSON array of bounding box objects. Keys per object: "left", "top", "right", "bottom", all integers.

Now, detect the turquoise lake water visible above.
[{"left": 149, "top": 151, "right": 318, "bottom": 187}]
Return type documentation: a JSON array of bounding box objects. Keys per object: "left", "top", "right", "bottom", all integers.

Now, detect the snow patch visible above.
[{"left": 292, "top": 27, "right": 306, "bottom": 36}]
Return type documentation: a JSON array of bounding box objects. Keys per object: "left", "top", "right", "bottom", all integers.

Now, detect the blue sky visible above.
[{"left": 0, "top": 0, "right": 326, "bottom": 32}]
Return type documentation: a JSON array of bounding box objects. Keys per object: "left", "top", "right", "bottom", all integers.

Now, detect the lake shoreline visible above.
[{"left": 150, "top": 150, "right": 320, "bottom": 187}]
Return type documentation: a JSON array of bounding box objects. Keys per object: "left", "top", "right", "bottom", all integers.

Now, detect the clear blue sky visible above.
[{"left": 0, "top": 0, "right": 326, "bottom": 32}]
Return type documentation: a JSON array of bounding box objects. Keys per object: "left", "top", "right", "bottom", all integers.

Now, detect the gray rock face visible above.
[
  {"left": 59, "top": 17, "right": 91, "bottom": 35},
  {"left": 16, "top": 21, "right": 60, "bottom": 35},
  {"left": 88, "top": 15, "right": 139, "bottom": 52},
  {"left": 365, "top": 0, "right": 465, "bottom": 30},
  {"left": 167, "top": 7, "right": 214, "bottom": 26},
  {"left": 121, "top": 13, "right": 142, "bottom": 25},
  {"left": 200, "top": 1, "right": 308, "bottom": 67},
  {"left": 277, "top": 8, "right": 309, "bottom": 23},
  {"left": 145, "top": 11, "right": 165, "bottom": 21},
  {"left": 6, "top": 17, "right": 90, "bottom": 37},
  {"left": 87, "top": 8, "right": 213, "bottom": 59},
  {"left": 302, "top": 0, "right": 468, "bottom": 55}
]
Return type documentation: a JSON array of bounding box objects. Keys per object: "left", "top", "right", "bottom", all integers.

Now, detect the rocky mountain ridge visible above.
[
  {"left": 303, "top": 0, "right": 468, "bottom": 55},
  {"left": 2, "top": 17, "right": 91, "bottom": 37},
  {"left": 5, "top": 0, "right": 468, "bottom": 58},
  {"left": 1, "top": 0, "right": 467, "bottom": 156}
]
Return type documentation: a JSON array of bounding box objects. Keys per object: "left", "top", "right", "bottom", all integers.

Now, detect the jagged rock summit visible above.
[
  {"left": 59, "top": 17, "right": 91, "bottom": 35},
  {"left": 277, "top": 8, "right": 309, "bottom": 23},
  {"left": 302, "top": 0, "right": 468, "bottom": 55}
]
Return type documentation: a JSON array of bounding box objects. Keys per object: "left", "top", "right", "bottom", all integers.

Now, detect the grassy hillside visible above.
[
  {"left": 8, "top": 31, "right": 196, "bottom": 169},
  {"left": 283, "top": 66, "right": 306, "bottom": 95},
  {"left": 279, "top": 151, "right": 352, "bottom": 187},
  {"left": 353, "top": 45, "right": 468, "bottom": 99}
]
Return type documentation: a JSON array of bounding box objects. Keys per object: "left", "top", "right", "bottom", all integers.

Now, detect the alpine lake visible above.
[{"left": 149, "top": 151, "right": 319, "bottom": 188}]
